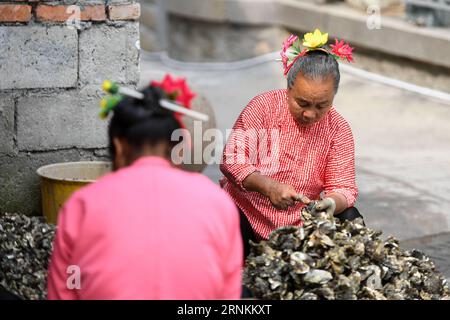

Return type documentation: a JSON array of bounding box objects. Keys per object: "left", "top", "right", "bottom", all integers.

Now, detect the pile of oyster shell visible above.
[
  {"left": 0, "top": 213, "right": 55, "bottom": 300},
  {"left": 244, "top": 203, "right": 450, "bottom": 300}
]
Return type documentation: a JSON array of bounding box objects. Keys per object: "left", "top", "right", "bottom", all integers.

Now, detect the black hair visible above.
[
  {"left": 287, "top": 50, "right": 340, "bottom": 93},
  {"left": 108, "top": 86, "right": 181, "bottom": 158}
]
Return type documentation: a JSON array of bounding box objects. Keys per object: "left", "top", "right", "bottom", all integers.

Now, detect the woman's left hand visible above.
[{"left": 315, "top": 198, "right": 336, "bottom": 216}]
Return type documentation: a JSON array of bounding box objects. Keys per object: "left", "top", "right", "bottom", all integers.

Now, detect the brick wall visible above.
[
  {"left": 0, "top": 1, "right": 141, "bottom": 216},
  {"left": 0, "top": 2, "right": 141, "bottom": 23}
]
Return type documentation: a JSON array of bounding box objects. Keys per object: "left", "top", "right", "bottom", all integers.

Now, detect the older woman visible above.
[{"left": 220, "top": 30, "right": 362, "bottom": 255}]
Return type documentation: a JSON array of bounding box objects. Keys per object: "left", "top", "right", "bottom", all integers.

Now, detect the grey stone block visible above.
[
  {"left": 0, "top": 96, "right": 15, "bottom": 155},
  {"left": 17, "top": 86, "right": 109, "bottom": 151},
  {"left": 79, "top": 23, "right": 140, "bottom": 85},
  {"left": 0, "top": 26, "right": 78, "bottom": 90},
  {"left": 0, "top": 149, "right": 102, "bottom": 216}
]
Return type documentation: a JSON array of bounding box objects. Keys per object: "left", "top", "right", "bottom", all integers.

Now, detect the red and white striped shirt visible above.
[{"left": 220, "top": 89, "right": 358, "bottom": 240}]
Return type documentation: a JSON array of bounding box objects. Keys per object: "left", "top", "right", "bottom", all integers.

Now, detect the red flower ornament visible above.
[
  {"left": 330, "top": 39, "right": 354, "bottom": 63},
  {"left": 151, "top": 74, "right": 197, "bottom": 128}
]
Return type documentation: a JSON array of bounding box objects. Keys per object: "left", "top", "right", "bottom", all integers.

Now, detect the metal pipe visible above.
[{"left": 142, "top": 50, "right": 450, "bottom": 104}]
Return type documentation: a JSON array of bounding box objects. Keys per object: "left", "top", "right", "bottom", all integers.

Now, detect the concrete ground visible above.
[{"left": 139, "top": 52, "right": 450, "bottom": 245}]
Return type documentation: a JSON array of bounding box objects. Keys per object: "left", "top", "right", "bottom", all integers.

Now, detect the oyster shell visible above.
[
  {"left": 0, "top": 213, "right": 55, "bottom": 300},
  {"left": 244, "top": 203, "right": 450, "bottom": 300}
]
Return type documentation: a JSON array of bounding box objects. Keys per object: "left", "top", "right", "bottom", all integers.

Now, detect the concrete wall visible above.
[
  {"left": 0, "top": 1, "right": 141, "bottom": 215},
  {"left": 163, "top": 0, "right": 450, "bottom": 92},
  {"left": 168, "top": 14, "right": 288, "bottom": 62}
]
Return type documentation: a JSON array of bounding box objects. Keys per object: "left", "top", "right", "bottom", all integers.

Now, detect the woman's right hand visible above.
[
  {"left": 266, "top": 181, "right": 302, "bottom": 210},
  {"left": 242, "top": 172, "right": 310, "bottom": 210}
]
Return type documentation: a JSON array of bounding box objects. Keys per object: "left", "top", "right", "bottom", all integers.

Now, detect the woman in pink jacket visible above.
[{"left": 47, "top": 81, "right": 243, "bottom": 300}]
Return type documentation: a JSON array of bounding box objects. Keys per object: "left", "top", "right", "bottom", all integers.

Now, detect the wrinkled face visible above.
[{"left": 287, "top": 73, "right": 336, "bottom": 126}]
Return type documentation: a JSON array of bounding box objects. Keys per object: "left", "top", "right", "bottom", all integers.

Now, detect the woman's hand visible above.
[
  {"left": 267, "top": 181, "right": 304, "bottom": 210},
  {"left": 315, "top": 197, "right": 336, "bottom": 216},
  {"left": 242, "top": 172, "right": 309, "bottom": 210},
  {"left": 317, "top": 193, "right": 348, "bottom": 215}
]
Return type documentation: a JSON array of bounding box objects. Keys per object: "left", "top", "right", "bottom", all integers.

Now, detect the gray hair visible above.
[{"left": 287, "top": 51, "right": 340, "bottom": 93}]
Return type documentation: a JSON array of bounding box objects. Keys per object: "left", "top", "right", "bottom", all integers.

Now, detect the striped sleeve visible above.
[
  {"left": 323, "top": 118, "right": 358, "bottom": 207},
  {"left": 220, "top": 95, "right": 268, "bottom": 191}
]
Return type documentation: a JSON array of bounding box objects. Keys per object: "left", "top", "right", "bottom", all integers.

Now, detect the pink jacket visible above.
[{"left": 47, "top": 156, "right": 243, "bottom": 300}]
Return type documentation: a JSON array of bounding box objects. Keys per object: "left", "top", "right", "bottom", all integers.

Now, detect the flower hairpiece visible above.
[
  {"left": 99, "top": 75, "right": 208, "bottom": 124},
  {"left": 280, "top": 29, "right": 354, "bottom": 76},
  {"left": 151, "top": 74, "right": 196, "bottom": 127},
  {"left": 151, "top": 74, "right": 196, "bottom": 109}
]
